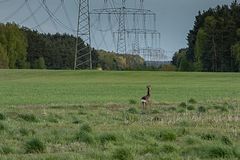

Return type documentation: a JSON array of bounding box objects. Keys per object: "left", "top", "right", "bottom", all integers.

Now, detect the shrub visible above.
[
  {"left": 221, "top": 136, "right": 232, "bottom": 145},
  {"left": 156, "top": 130, "right": 177, "bottom": 141},
  {"left": 0, "top": 122, "right": 6, "bottom": 131},
  {"left": 127, "top": 107, "right": 139, "bottom": 114},
  {"left": 187, "top": 105, "right": 195, "bottom": 110},
  {"left": 25, "top": 138, "right": 45, "bottom": 153},
  {"left": 179, "top": 102, "right": 187, "bottom": 108},
  {"left": 188, "top": 98, "right": 197, "bottom": 104},
  {"left": 19, "top": 114, "right": 38, "bottom": 122},
  {"left": 99, "top": 133, "right": 117, "bottom": 145},
  {"left": 80, "top": 124, "right": 92, "bottom": 133},
  {"left": 160, "top": 64, "right": 177, "bottom": 71},
  {"left": 198, "top": 106, "right": 207, "bottom": 113},
  {"left": 75, "top": 131, "right": 94, "bottom": 144},
  {"left": 0, "top": 146, "right": 14, "bottom": 154},
  {"left": 112, "top": 147, "right": 133, "bottom": 160},
  {"left": 0, "top": 113, "right": 6, "bottom": 120},
  {"left": 129, "top": 99, "right": 137, "bottom": 105}
]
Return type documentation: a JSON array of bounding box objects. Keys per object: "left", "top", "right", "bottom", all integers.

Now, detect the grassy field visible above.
[
  {"left": 0, "top": 70, "right": 240, "bottom": 160},
  {"left": 0, "top": 70, "right": 239, "bottom": 106}
]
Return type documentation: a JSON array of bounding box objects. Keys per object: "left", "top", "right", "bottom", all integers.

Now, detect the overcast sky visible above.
[{"left": 0, "top": 0, "right": 236, "bottom": 58}]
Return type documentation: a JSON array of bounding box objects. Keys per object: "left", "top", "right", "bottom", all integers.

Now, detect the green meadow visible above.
[
  {"left": 0, "top": 70, "right": 239, "bottom": 106},
  {"left": 0, "top": 70, "right": 239, "bottom": 160}
]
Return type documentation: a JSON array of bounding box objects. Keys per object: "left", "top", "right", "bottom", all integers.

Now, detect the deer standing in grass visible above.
[{"left": 141, "top": 85, "right": 151, "bottom": 110}]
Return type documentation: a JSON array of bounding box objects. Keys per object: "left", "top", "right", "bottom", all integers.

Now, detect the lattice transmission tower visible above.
[
  {"left": 74, "top": 0, "right": 92, "bottom": 70},
  {"left": 91, "top": 0, "right": 168, "bottom": 62},
  {"left": 91, "top": 0, "right": 156, "bottom": 54}
]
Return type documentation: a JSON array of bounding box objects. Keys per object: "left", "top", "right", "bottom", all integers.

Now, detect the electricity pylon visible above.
[{"left": 74, "top": 0, "right": 92, "bottom": 70}]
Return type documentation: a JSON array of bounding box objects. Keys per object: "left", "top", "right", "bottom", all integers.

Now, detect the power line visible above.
[
  {"left": 25, "top": 0, "right": 44, "bottom": 32},
  {"left": 31, "top": 0, "right": 62, "bottom": 31},
  {"left": 2, "top": 0, "right": 27, "bottom": 22},
  {"left": 19, "top": 2, "right": 42, "bottom": 25}
]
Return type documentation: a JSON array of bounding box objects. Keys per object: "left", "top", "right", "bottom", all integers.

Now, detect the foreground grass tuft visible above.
[
  {"left": 25, "top": 138, "right": 46, "bottom": 153},
  {"left": 75, "top": 131, "right": 94, "bottom": 144},
  {"left": 112, "top": 147, "right": 133, "bottom": 160},
  {"left": 127, "top": 107, "right": 139, "bottom": 114},
  {"left": 0, "top": 122, "right": 6, "bottom": 131},
  {"left": 188, "top": 98, "right": 197, "bottom": 104},
  {"left": 183, "top": 144, "right": 234, "bottom": 158},
  {"left": 129, "top": 99, "right": 137, "bottom": 105},
  {"left": 156, "top": 130, "right": 177, "bottom": 141},
  {"left": 19, "top": 114, "right": 38, "bottom": 122},
  {"left": 0, "top": 146, "right": 14, "bottom": 154},
  {"left": 98, "top": 133, "right": 117, "bottom": 145},
  {"left": 0, "top": 113, "right": 6, "bottom": 120},
  {"left": 80, "top": 124, "right": 92, "bottom": 133}
]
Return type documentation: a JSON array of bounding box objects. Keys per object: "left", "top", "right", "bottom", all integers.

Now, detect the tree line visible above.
[
  {"left": 172, "top": 1, "right": 240, "bottom": 72},
  {"left": 0, "top": 23, "right": 145, "bottom": 70}
]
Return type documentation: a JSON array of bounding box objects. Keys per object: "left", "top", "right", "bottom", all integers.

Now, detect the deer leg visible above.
[{"left": 143, "top": 102, "right": 146, "bottom": 110}]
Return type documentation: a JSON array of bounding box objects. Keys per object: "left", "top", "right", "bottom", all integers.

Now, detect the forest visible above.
[
  {"left": 0, "top": 23, "right": 145, "bottom": 70},
  {"left": 172, "top": 1, "right": 240, "bottom": 72}
]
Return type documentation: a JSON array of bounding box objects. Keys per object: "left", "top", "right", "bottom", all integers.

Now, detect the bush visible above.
[
  {"left": 0, "top": 122, "right": 6, "bottom": 131},
  {"left": 112, "top": 147, "right": 133, "bottom": 160},
  {"left": 160, "top": 64, "right": 177, "bottom": 71},
  {"left": 0, "top": 113, "right": 6, "bottom": 120},
  {"left": 221, "top": 136, "right": 232, "bottom": 145},
  {"left": 19, "top": 114, "right": 38, "bottom": 122},
  {"left": 198, "top": 106, "right": 207, "bottom": 113},
  {"left": 127, "top": 107, "right": 139, "bottom": 114},
  {"left": 80, "top": 124, "right": 92, "bottom": 133},
  {"left": 99, "top": 133, "right": 117, "bottom": 145},
  {"left": 129, "top": 99, "right": 137, "bottom": 105},
  {"left": 156, "top": 130, "right": 177, "bottom": 141},
  {"left": 179, "top": 102, "right": 187, "bottom": 108},
  {"left": 188, "top": 98, "right": 197, "bottom": 104},
  {"left": 75, "top": 131, "right": 94, "bottom": 144},
  {"left": 187, "top": 105, "right": 195, "bottom": 110},
  {"left": 25, "top": 138, "right": 45, "bottom": 153}
]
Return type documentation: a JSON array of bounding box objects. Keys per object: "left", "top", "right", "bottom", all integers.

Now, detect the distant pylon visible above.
[
  {"left": 74, "top": 0, "right": 92, "bottom": 70},
  {"left": 117, "top": 0, "right": 127, "bottom": 54}
]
